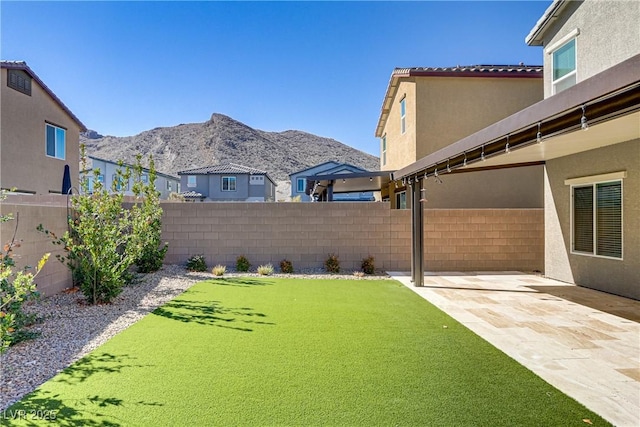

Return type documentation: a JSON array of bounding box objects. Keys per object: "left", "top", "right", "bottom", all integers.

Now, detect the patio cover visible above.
[
  {"left": 392, "top": 54, "right": 640, "bottom": 286},
  {"left": 305, "top": 170, "right": 393, "bottom": 199}
]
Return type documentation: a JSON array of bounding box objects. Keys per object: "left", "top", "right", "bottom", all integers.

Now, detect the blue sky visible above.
[{"left": 1, "top": 1, "right": 550, "bottom": 156}]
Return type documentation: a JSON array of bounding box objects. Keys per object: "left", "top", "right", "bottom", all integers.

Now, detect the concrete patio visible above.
[{"left": 389, "top": 271, "right": 640, "bottom": 427}]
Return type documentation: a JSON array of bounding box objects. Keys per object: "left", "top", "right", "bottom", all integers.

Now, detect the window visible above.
[
  {"left": 400, "top": 98, "right": 406, "bottom": 134},
  {"left": 187, "top": 175, "right": 196, "bottom": 188},
  {"left": 166, "top": 180, "right": 172, "bottom": 191},
  {"left": 45, "top": 123, "right": 66, "bottom": 160},
  {"left": 112, "top": 174, "right": 128, "bottom": 191},
  {"left": 141, "top": 174, "right": 149, "bottom": 184},
  {"left": 572, "top": 180, "right": 622, "bottom": 259},
  {"left": 396, "top": 191, "right": 407, "bottom": 210},
  {"left": 88, "top": 174, "right": 104, "bottom": 193},
  {"left": 222, "top": 176, "right": 236, "bottom": 191},
  {"left": 296, "top": 178, "right": 306, "bottom": 193},
  {"left": 551, "top": 37, "right": 577, "bottom": 94},
  {"left": 382, "top": 135, "right": 387, "bottom": 166},
  {"left": 7, "top": 69, "right": 31, "bottom": 96}
]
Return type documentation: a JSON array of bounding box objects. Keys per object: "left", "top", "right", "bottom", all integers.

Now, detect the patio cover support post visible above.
[
  {"left": 327, "top": 180, "right": 334, "bottom": 202},
  {"left": 411, "top": 180, "right": 424, "bottom": 286}
]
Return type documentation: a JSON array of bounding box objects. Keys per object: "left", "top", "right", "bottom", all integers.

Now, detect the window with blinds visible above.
[{"left": 572, "top": 181, "right": 622, "bottom": 259}]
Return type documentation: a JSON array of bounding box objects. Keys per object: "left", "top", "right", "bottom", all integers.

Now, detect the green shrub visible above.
[
  {"left": 361, "top": 255, "right": 375, "bottom": 275},
  {"left": 132, "top": 155, "right": 168, "bottom": 273},
  {"left": 212, "top": 265, "right": 226, "bottom": 276},
  {"left": 39, "top": 149, "right": 165, "bottom": 304},
  {"left": 257, "top": 264, "right": 274, "bottom": 276},
  {"left": 324, "top": 253, "right": 340, "bottom": 274},
  {"left": 1, "top": 189, "right": 49, "bottom": 353},
  {"left": 279, "top": 259, "right": 294, "bottom": 274},
  {"left": 236, "top": 255, "right": 251, "bottom": 272},
  {"left": 186, "top": 255, "right": 207, "bottom": 272}
]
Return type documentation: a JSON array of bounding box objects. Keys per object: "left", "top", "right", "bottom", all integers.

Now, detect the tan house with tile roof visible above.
[
  {"left": 392, "top": 0, "right": 640, "bottom": 299},
  {"left": 375, "top": 65, "right": 545, "bottom": 209},
  {"left": 1, "top": 61, "right": 86, "bottom": 195}
]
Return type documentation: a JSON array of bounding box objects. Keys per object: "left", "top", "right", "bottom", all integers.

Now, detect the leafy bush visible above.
[
  {"left": 324, "top": 253, "right": 340, "bottom": 274},
  {"left": 257, "top": 264, "right": 274, "bottom": 276},
  {"left": 39, "top": 148, "right": 163, "bottom": 304},
  {"left": 1, "top": 190, "right": 49, "bottom": 353},
  {"left": 212, "top": 265, "right": 226, "bottom": 276},
  {"left": 40, "top": 149, "right": 168, "bottom": 303},
  {"left": 236, "top": 255, "right": 251, "bottom": 272},
  {"left": 186, "top": 255, "right": 207, "bottom": 272},
  {"left": 361, "top": 255, "right": 375, "bottom": 275},
  {"left": 279, "top": 259, "right": 294, "bottom": 274},
  {"left": 132, "top": 156, "right": 168, "bottom": 273}
]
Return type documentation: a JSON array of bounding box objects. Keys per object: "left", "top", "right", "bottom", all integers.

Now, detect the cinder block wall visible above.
[
  {"left": 0, "top": 201, "right": 544, "bottom": 296},
  {"left": 162, "top": 202, "right": 543, "bottom": 272},
  {"left": 424, "top": 209, "right": 544, "bottom": 271},
  {"left": 1, "top": 202, "right": 72, "bottom": 296}
]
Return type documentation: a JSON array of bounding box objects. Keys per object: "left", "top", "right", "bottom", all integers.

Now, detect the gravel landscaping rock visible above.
[{"left": 0, "top": 265, "right": 390, "bottom": 410}]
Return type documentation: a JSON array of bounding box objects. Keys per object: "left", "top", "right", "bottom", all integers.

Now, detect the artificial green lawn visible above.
[{"left": 7, "top": 278, "right": 608, "bottom": 426}]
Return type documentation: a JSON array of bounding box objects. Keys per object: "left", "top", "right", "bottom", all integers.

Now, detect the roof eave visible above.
[{"left": 525, "top": 0, "right": 568, "bottom": 46}]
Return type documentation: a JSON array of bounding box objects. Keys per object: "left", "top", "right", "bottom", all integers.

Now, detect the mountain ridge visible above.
[{"left": 81, "top": 114, "right": 379, "bottom": 187}]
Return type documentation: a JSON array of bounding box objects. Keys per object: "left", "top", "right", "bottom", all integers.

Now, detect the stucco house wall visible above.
[
  {"left": 181, "top": 174, "right": 209, "bottom": 197},
  {"left": 415, "top": 77, "right": 543, "bottom": 158},
  {"left": 379, "top": 80, "right": 417, "bottom": 172},
  {"left": 377, "top": 71, "right": 543, "bottom": 210},
  {"left": 539, "top": 0, "right": 640, "bottom": 98},
  {"left": 544, "top": 139, "right": 639, "bottom": 299},
  {"left": 86, "top": 157, "right": 179, "bottom": 199},
  {"left": 289, "top": 161, "right": 340, "bottom": 201},
  {"left": 209, "top": 174, "right": 250, "bottom": 200},
  {"left": 1, "top": 66, "right": 84, "bottom": 195}
]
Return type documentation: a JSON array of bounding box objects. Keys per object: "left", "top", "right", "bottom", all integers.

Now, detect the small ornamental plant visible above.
[
  {"left": 212, "top": 265, "right": 226, "bottom": 276},
  {"left": 361, "top": 255, "right": 375, "bottom": 275},
  {"left": 324, "top": 253, "right": 340, "bottom": 274},
  {"left": 257, "top": 264, "right": 274, "bottom": 276},
  {"left": 186, "top": 255, "right": 207, "bottom": 272},
  {"left": 279, "top": 259, "right": 294, "bottom": 274},
  {"left": 236, "top": 255, "right": 251, "bottom": 273}
]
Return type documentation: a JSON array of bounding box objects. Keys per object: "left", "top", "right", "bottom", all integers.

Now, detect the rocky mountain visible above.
[{"left": 81, "top": 114, "right": 380, "bottom": 197}]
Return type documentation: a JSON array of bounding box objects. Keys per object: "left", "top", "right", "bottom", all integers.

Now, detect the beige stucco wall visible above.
[
  {"left": 414, "top": 77, "right": 543, "bottom": 157},
  {"left": 544, "top": 139, "right": 640, "bottom": 300},
  {"left": 0, "top": 68, "right": 81, "bottom": 194},
  {"left": 540, "top": 0, "right": 640, "bottom": 98},
  {"left": 422, "top": 165, "right": 544, "bottom": 208},
  {"left": 380, "top": 80, "right": 416, "bottom": 172},
  {"left": 378, "top": 75, "right": 543, "bottom": 208}
]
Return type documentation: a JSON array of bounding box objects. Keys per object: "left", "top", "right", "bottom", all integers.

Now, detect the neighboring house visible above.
[
  {"left": 1, "top": 61, "right": 86, "bottom": 194},
  {"left": 178, "top": 163, "right": 276, "bottom": 202},
  {"left": 391, "top": 0, "right": 640, "bottom": 299},
  {"left": 375, "top": 64, "right": 545, "bottom": 209},
  {"left": 83, "top": 156, "right": 180, "bottom": 199},
  {"left": 289, "top": 161, "right": 375, "bottom": 202}
]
